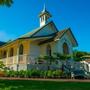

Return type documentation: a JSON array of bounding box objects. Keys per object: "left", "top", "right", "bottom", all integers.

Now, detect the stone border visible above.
[{"left": 0, "top": 77, "right": 90, "bottom": 82}]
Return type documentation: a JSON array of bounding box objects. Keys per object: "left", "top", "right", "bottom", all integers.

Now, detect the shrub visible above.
[
  {"left": 47, "top": 70, "right": 53, "bottom": 78},
  {"left": 18, "top": 70, "right": 27, "bottom": 78},
  {"left": 30, "top": 69, "right": 41, "bottom": 78},
  {"left": 4, "top": 69, "right": 71, "bottom": 79},
  {"left": 61, "top": 72, "right": 71, "bottom": 79},
  {"left": 14, "top": 71, "right": 19, "bottom": 77},
  {"left": 25, "top": 70, "right": 32, "bottom": 78},
  {"left": 39, "top": 70, "right": 44, "bottom": 78},
  {"left": 40, "top": 70, "right": 47, "bottom": 78},
  {"left": 52, "top": 70, "right": 63, "bottom": 78},
  {"left": 5, "top": 70, "right": 16, "bottom": 77}
]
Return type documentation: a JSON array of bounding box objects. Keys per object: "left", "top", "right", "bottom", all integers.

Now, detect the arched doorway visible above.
[
  {"left": 46, "top": 44, "right": 51, "bottom": 56},
  {"left": 62, "top": 42, "right": 70, "bottom": 70},
  {"left": 18, "top": 44, "right": 24, "bottom": 64},
  {"left": 63, "top": 42, "right": 69, "bottom": 55}
]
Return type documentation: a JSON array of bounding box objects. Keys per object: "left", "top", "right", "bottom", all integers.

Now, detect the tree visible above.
[
  {"left": 72, "top": 50, "right": 90, "bottom": 62},
  {"left": 0, "top": 0, "right": 13, "bottom": 7}
]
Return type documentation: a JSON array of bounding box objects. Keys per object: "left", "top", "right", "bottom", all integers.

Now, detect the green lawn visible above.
[{"left": 0, "top": 79, "right": 90, "bottom": 90}]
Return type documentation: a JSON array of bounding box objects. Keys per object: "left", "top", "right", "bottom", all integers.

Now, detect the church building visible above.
[{"left": 0, "top": 6, "right": 78, "bottom": 70}]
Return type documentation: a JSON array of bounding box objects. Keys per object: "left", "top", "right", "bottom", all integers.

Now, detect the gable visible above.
[
  {"left": 66, "top": 29, "right": 78, "bottom": 47},
  {"left": 31, "top": 22, "right": 58, "bottom": 37},
  {"left": 38, "top": 28, "right": 78, "bottom": 48},
  {"left": 54, "top": 28, "right": 78, "bottom": 47}
]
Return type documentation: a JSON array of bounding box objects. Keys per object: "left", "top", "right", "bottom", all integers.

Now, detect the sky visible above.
[{"left": 0, "top": 0, "right": 90, "bottom": 52}]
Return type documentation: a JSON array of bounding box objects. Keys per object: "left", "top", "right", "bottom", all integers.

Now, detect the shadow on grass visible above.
[
  {"left": 0, "top": 79, "right": 90, "bottom": 90},
  {"left": 0, "top": 80, "right": 24, "bottom": 90}
]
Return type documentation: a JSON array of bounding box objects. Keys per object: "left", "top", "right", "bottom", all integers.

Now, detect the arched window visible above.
[
  {"left": 41, "top": 17, "right": 43, "bottom": 22},
  {"left": 10, "top": 48, "right": 14, "bottom": 57},
  {"left": 86, "top": 64, "right": 89, "bottom": 71},
  {"left": 19, "top": 44, "right": 24, "bottom": 55},
  {"left": 3, "top": 50, "right": 7, "bottom": 58},
  {"left": 46, "top": 44, "right": 51, "bottom": 56},
  {"left": 63, "top": 42, "right": 69, "bottom": 54},
  {"left": 43, "top": 16, "right": 45, "bottom": 21}
]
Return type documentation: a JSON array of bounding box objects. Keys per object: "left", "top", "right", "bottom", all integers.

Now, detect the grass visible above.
[{"left": 0, "top": 79, "right": 90, "bottom": 90}]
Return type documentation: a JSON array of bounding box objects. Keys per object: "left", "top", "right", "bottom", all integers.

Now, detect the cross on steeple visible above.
[{"left": 43, "top": 3, "right": 46, "bottom": 12}]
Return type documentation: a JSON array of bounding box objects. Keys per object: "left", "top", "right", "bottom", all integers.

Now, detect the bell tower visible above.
[{"left": 39, "top": 4, "right": 52, "bottom": 27}]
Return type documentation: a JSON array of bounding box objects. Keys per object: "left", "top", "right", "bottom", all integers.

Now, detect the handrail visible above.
[{"left": 0, "top": 54, "right": 36, "bottom": 65}]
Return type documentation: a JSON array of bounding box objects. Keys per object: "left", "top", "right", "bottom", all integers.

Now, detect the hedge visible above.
[{"left": 4, "top": 69, "right": 70, "bottom": 78}]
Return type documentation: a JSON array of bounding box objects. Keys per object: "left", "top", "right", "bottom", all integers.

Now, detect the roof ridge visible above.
[{"left": 59, "top": 27, "right": 70, "bottom": 32}]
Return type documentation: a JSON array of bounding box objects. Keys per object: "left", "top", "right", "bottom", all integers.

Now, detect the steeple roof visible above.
[{"left": 39, "top": 4, "right": 52, "bottom": 17}]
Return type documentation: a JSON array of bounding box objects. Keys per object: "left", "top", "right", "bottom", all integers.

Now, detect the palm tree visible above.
[
  {"left": 54, "top": 53, "right": 71, "bottom": 72},
  {"left": 38, "top": 55, "right": 56, "bottom": 70},
  {"left": 0, "top": 0, "right": 13, "bottom": 7}
]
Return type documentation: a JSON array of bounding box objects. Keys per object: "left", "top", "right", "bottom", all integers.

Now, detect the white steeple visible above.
[{"left": 39, "top": 4, "right": 52, "bottom": 27}]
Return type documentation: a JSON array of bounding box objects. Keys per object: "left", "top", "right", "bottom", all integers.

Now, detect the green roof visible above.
[
  {"left": 20, "top": 27, "right": 40, "bottom": 38},
  {"left": 19, "top": 21, "right": 57, "bottom": 39}
]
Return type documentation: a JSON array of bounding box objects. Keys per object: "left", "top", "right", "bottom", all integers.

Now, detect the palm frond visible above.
[{"left": 0, "top": 0, "right": 13, "bottom": 7}]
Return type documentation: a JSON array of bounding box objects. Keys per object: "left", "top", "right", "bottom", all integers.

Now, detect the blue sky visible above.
[{"left": 0, "top": 0, "right": 90, "bottom": 52}]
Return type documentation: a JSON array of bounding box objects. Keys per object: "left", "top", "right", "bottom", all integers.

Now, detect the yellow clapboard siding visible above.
[{"left": 0, "top": 39, "right": 30, "bottom": 56}]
